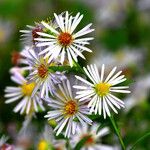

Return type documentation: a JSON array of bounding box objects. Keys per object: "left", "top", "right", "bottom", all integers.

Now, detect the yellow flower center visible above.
[
  {"left": 95, "top": 82, "right": 111, "bottom": 97},
  {"left": 58, "top": 32, "right": 73, "bottom": 46},
  {"left": 38, "top": 64, "right": 48, "bottom": 78},
  {"left": 38, "top": 140, "right": 48, "bottom": 150},
  {"left": 21, "top": 82, "right": 35, "bottom": 96},
  {"left": 64, "top": 100, "right": 78, "bottom": 116}
]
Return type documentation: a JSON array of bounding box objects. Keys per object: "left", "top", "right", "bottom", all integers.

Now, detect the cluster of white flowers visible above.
[{"left": 4, "top": 11, "right": 130, "bottom": 140}]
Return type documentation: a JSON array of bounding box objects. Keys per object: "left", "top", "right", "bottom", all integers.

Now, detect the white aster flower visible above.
[
  {"left": 20, "top": 22, "right": 43, "bottom": 46},
  {"left": 74, "top": 64, "right": 130, "bottom": 119},
  {"left": 26, "top": 48, "right": 66, "bottom": 98},
  {"left": 4, "top": 72, "right": 45, "bottom": 114},
  {"left": 45, "top": 79, "right": 92, "bottom": 138},
  {"left": 71, "top": 123, "right": 115, "bottom": 150},
  {"left": 35, "top": 11, "right": 94, "bottom": 66}
]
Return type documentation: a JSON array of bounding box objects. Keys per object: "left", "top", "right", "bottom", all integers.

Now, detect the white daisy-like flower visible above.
[
  {"left": 74, "top": 64, "right": 130, "bottom": 119},
  {"left": 4, "top": 72, "right": 45, "bottom": 114},
  {"left": 26, "top": 48, "right": 66, "bottom": 98},
  {"left": 35, "top": 11, "right": 94, "bottom": 66},
  {"left": 20, "top": 23, "right": 43, "bottom": 46},
  {"left": 45, "top": 79, "right": 92, "bottom": 138},
  {"left": 71, "top": 123, "right": 115, "bottom": 150}
]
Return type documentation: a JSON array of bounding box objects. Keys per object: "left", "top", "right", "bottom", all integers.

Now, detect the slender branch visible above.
[{"left": 110, "top": 116, "right": 126, "bottom": 150}]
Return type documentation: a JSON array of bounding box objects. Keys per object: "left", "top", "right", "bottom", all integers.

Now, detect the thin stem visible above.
[
  {"left": 130, "top": 132, "right": 150, "bottom": 150},
  {"left": 110, "top": 116, "right": 126, "bottom": 150}
]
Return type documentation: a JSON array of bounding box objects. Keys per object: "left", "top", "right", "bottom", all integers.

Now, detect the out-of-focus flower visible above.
[
  {"left": 45, "top": 79, "right": 92, "bottom": 138},
  {"left": 35, "top": 11, "right": 94, "bottom": 66},
  {"left": 125, "top": 74, "right": 150, "bottom": 111},
  {"left": 80, "top": 0, "right": 127, "bottom": 28},
  {"left": 74, "top": 64, "right": 130, "bottom": 118},
  {"left": 37, "top": 125, "right": 66, "bottom": 150},
  {"left": 96, "top": 0, "right": 127, "bottom": 27},
  {"left": 20, "top": 23, "right": 43, "bottom": 46},
  {"left": 137, "top": 0, "right": 150, "bottom": 11},
  {"left": 0, "top": 135, "right": 14, "bottom": 150},
  {"left": 15, "top": 119, "right": 35, "bottom": 150},
  {"left": 0, "top": 19, "right": 15, "bottom": 44},
  {"left": 71, "top": 123, "right": 114, "bottom": 150},
  {"left": 26, "top": 48, "right": 66, "bottom": 98},
  {"left": 91, "top": 48, "right": 144, "bottom": 71},
  {"left": 11, "top": 51, "right": 22, "bottom": 66},
  {"left": 4, "top": 72, "right": 45, "bottom": 115}
]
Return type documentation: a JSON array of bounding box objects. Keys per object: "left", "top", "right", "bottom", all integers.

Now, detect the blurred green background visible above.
[{"left": 0, "top": 0, "right": 150, "bottom": 149}]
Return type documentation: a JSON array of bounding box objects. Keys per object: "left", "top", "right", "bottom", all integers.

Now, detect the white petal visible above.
[
  {"left": 75, "top": 75, "right": 94, "bottom": 87},
  {"left": 110, "top": 89, "right": 131, "bottom": 93},
  {"left": 73, "top": 43, "right": 92, "bottom": 52},
  {"left": 73, "top": 23, "right": 92, "bottom": 38},
  {"left": 83, "top": 66, "right": 96, "bottom": 84},
  {"left": 36, "top": 32, "right": 56, "bottom": 38},
  {"left": 54, "top": 13, "right": 65, "bottom": 32},
  {"left": 70, "top": 13, "right": 83, "bottom": 33},
  {"left": 105, "top": 66, "right": 117, "bottom": 82},
  {"left": 69, "top": 45, "right": 85, "bottom": 59},
  {"left": 103, "top": 97, "right": 111, "bottom": 117},
  {"left": 67, "top": 48, "right": 73, "bottom": 67},
  {"left": 56, "top": 118, "right": 69, "bottom": 136},
  {"left": 100, "top": 64, "right": 105, "bottom": 82}
]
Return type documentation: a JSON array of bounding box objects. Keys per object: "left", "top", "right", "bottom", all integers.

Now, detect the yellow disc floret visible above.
[
  {"left": 21, "top": 82, "right": 35, "bottom": 96},
  {"left": 38, "top": 64, "right": 48, "bottom": 78},
  {"left": 38, "top": 139, "right": 48, "bottom": 150},
  {"left": 64, "top": 100, "right": 78, "bottom": 116},
  {"left": 95, "top": 82, "right": 111, "bottom": 97},
  {"left": 58, "top": 32, "right": 73, "bottom": 47}
]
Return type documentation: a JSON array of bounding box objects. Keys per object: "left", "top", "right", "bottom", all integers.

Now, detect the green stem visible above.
[
  {"left": 130, "top": 132, "right": 150, "bottom": 150},
  {"left": 110, "top": 116, "right": 126, "bottom": 150}
]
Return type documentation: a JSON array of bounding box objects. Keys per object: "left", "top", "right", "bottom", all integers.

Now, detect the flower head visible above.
[
  {"left": 20, "top": 23, "right": 43, "bottom": 46},
  {"left": 45, "top": 79, "right": 92, "bottom": 138},
  {"left": 71, "top": 123, "right": 114, "bottom": 150},
  {"left": 4, "top": 72, "right": 45, "bottom": 114},
  {"left": 26, "top": 48, "right": 66, "bottom": 98},
  {"left": 74, "top": 64, "right": 130, "bottom": 119},
  {"left": 35, "top": 11, "right": 94, "bottom": 66}
]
